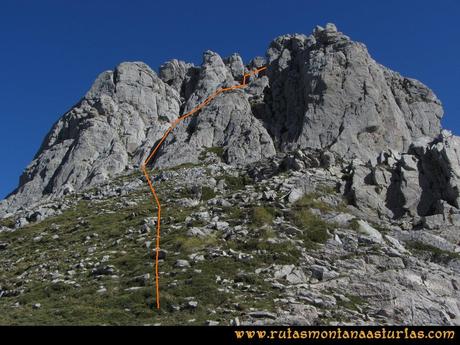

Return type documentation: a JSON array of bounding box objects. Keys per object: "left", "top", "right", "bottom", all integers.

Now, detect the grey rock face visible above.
[
  {"left": 156, "top": 90, "right": 277, "bottom": 167},
  {"left": 184, "top": 51, "right": 236, "bottom": 112},
  {"left": 159, "top": 59, "right": 194, "bottom": 94},
  {"left": 262, "top": 24, "right": 443, "bottom": 161},
  {"left": 155, "top": 51, "right": 276, "bottom": 168},
  {"left": 223, "top": 53, "right": 245, "bottom": 80},
  {"left": 0, "top": 50, "right": 277, "bottom": 215},
  {"left": 346, "top": 131, "right": 460, "bottom": 220},
  {"left": 2, "top": 62, "right": 180, "bottom": 214},
  {"left": 0, "top": 23, "right": 452, "bottom": 222}
]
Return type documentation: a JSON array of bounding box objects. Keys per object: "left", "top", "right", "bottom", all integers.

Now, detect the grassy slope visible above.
[
  {"left": 0, "top": 167, "right": 381, "bottom": 325},
  {"left": 0, "top": 172, "right": 283, "bottom": 325}
]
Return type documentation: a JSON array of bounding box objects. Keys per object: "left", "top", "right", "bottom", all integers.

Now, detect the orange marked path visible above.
[{"left": 141, "top": 66, "right": 267, "bottom": 309}]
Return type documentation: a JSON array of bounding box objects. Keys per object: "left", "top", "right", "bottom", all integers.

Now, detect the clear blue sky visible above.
[{"left": 1, "top": 0, "right": 459, "bottom": 199}]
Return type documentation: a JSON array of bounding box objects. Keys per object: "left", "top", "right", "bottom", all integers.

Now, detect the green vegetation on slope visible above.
[{"left": 0, "top": 175, "right": 279, "bottom": 325}]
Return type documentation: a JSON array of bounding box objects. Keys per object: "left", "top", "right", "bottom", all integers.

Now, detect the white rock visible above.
[{"left": 357, "top": 220, "right": 383, "bottom": 244}]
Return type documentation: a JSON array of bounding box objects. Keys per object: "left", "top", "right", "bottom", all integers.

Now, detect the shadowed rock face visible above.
[
  {"left": 343, "top": 130, "right": 460, "bottom": 221},
  {"left": 0, "top": 24, "right": 451, "bottom": 217}
]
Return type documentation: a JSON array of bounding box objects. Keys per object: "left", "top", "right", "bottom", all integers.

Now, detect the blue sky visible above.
[{"left": 1, "top": 0, "right": 459, "bottom": 199}]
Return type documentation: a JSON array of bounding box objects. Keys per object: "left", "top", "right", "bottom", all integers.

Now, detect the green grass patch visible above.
[
  {"left": 349, "top": 218, "right": 360, "bottom": 231},
  {"left": 0, "top": 169, "right": 283, "bottom": 325},
  {"left": 229, "top": 238, "right": 301, "bottom": 265},
  {"left": 223, "top": 207, "right": 246, "bottom": 225},
  {"left": 0, "top": 217, "right": 15, "bottom": 228},
  {"left": 294, "top": 192, "right": 333, "bottom": 212},
  {"left": 169, "top": 235, "right": 218, "bottom": 254},
  {"left": 201, "top": 186, "right": 216, "bottom": 201},
  {"left": 288, "top": 194, "right": 334, "bottom": 248},
  {"left": 250, "top": 206, "right": 275, "bottom": 228},
  {"left": 315, "top": 184, "right": 337, "bottom": 195},
  {"left": 223, "top": 174, "right": 252, "bottom": 192},
  {"left": 162, "top": 206, "right": 197, "bottom": 224},
  {"left": 406, "top": 241, "right": 460, "bottom": 264},
  {"left": 370, "top": 222, "right": 389, "bottom": 234},
  {"left": 168, "top": 162, "right": 201, "bottom": 171},
  {"left": 337, "top": 294, "right": 367, "bottom": 311},
  {"left": 290, "top": 209, "right": 330, "bottom": 244}
]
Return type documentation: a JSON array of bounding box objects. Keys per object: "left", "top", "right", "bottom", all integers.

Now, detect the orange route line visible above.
[{"left": 141, "top": 66, "right": 267, "bottom": 309}]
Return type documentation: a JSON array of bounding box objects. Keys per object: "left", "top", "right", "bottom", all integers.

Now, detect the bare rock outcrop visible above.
[
  {"left": 345, "top": 130, "right": 460, "bottom": 224},
  {"left": 1, "top": 62, "right": 180, "bottom": 215},
  {"left": 156, "top": 51, "right": 276, "bottom": 168},
  {"left": 0, "top": 23, "right": 453, "bottom": 222},
  {"left": 262, "top": 24, "right": 443, "bottom": 161}
]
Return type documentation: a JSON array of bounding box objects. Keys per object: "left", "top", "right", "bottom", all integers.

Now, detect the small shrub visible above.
[
  {"left": 223, "top": 207, "right": 246, "bottom": 225},
  {"left": 338, "top": 294, "right": 367, "bottom": 311},
  {"left": 223, "top": 174, "right": 252, "bottom": 192},
  {"left": 406, "top": 241, "right": 460, "bottom": 264},
  {"left": 173, "top": 235, "right": 217, "bottom": 254},
  {"left": 258, "top": 241, "right": 301, "bottom": 265},
  {"left": 349, "top": 218, "right": 360, "bottom": 231},
  {"left": 0, "top": 217, "right": 15, "bottom": 228},
  {"left": 288, "top": 195, "right": 333, "bottom": 246},
  {"left": 201, "top": 186, "right": 216, "bottom": 201},
  {"left": 205, "top": 147, "right": 225, "bottom": 158},
  {"left": 250, "top": 206, "right": 274, "bottom": 227},
  {"left": 370, "top": 222, "right": 389, "bottom": 234},
  {"left": 290, "top": 209, "right": 330, "bottom": 243},
  {"left": 295, "top": 193, "right": 332, "bottom": 212},
  {"left": 316, "top": 184, "right": 337, "bottom": 195}
]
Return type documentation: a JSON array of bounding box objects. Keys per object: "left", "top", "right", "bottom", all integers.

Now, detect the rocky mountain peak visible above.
[
  {"left": 1, "top": 61, "right": 180, "bottom": 216},
  {"left": 0, "top": 24, "right": 451, "bottom": 221},
  {"left": 1, "top": 23, "right": 459, "bottom": 326},
  {"left": 264, "top": 23, "right": 442, "bottom": 160}
]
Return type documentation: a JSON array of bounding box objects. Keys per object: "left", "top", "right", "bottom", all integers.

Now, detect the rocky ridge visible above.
[{"left": 0, "top": 23, "right": 446, "bottom": 219}]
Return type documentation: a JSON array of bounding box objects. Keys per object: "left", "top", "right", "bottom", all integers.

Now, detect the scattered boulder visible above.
[
  {"left": 91, "top": 265, "right": 115, "bottom": 276},
  {"left": 174, "top": 260, "right": 191, "bottom": 268},
  {"left": 356, "top": 220, "right": 383, "bottom": 244}
]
